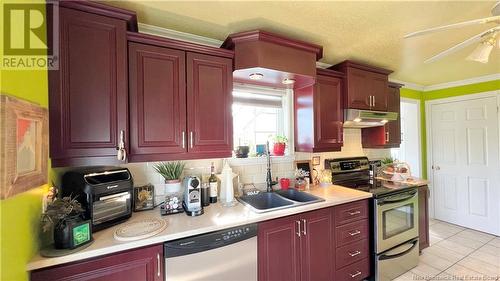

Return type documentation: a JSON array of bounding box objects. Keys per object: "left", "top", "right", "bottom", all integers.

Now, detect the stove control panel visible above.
[{"left": 325, "top": 157, "right": 370, "bottom": 173}]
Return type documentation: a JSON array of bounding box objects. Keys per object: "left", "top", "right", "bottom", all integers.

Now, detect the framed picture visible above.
[
  {"left": 295, "top": 160, "right": 312, "bottom": 183},
  {"left": 134, "top": 184, "right": 155, "bottom": 211},
  {"left": 312, "top": 156, "right": 321, "bottom": 166},
  {"left": 0, "top": 95, "right": 48, "bottom": 199}
]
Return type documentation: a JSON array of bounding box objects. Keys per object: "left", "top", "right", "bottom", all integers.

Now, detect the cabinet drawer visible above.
[
  {"left": 335, "top": 258, "right": 370, "bottom": 281},
  {"left": 334, "top": 200, "right": 368, "bottom": 226},
  {"left": 336, "top": 239, "right": 369, "bottom": 269},
  {"left": 336, "top": 219, "right": 369, "bottom": 247}
]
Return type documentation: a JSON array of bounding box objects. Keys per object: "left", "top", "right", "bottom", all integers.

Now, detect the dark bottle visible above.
[{"left": 209, "top": 162, "right": 218, "bottom": 203}]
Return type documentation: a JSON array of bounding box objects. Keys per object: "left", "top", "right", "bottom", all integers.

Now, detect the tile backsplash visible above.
[{"left": 119, "top": 128, "right": 391, "bottom": 202}]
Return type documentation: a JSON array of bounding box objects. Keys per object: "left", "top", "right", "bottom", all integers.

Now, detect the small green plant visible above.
[
  {"left": 381, "top": 157, "right": 395, "bottom": 165},
  {"left": 154, "top": 161, "right": 185, "bottom": 181},
  {"left": 41, "top": 195, "right": 85, "bottom": 232},
  {"left": 273, "top": 135, "right": 288, "bottom": 144}
]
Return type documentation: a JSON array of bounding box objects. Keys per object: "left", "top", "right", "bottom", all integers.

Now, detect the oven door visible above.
[
  {"left": 92, "top": 191, "right": 131, "bottom": 226},
  {"left": 375, "top": 189, "right": 419, "bottom": 253}
]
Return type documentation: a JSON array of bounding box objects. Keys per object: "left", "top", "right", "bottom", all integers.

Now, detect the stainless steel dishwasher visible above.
[{"left": 164, "top": 224, "right": 258, "bottom": 281}]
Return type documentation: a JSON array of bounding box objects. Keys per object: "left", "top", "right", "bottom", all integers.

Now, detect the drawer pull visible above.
[
  {"left": 350, "top": 271, "right": 362, "bottom": 278},
  {"left": 301, "top": 219, "right": 307, "bottom": 235},
  {"left": 348, "top": 250, "right": 361, "bottom": 257},
  {"left": 348, "top": 230, "right": 361, "bottom": 236},
  {"left": 296, "top": 220, "right": 301, "bottom": 237},
  {"left": 348, "top": 210, "right": 361, "bottom": 216},
  {"left": 157, "top": 253, "right": 161, "bottom": 277}
]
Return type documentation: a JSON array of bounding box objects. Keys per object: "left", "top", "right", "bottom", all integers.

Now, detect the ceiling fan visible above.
[{"left": 404, "top": 1, "right": 500, "bottom": 64}]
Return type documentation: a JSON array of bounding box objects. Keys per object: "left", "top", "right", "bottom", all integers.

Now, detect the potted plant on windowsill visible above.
[
  {"left": 272, "top": 135, "right": 288, "bottom": 156},
  {"left": 41, "top": 195, "right": 92, "bottom": 249},
  {"left": 154, "top": 161, "right": 186, "bottom": 193}
]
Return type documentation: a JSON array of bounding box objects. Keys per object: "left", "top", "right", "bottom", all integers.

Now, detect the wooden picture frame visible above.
[
  {"left": 0, "top": 95, "right": 48, "bottom": 199},
  {"left": 295, "top": 160, "right": 312, "bottom": 183}
]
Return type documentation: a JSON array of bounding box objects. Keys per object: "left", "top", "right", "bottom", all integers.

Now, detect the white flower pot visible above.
[{"left": 164, "top": 180, "right": 182, "bottom": 193}]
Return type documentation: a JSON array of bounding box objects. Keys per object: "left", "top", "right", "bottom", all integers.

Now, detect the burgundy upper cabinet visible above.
[
  {"left": 187, "top": 52, "right": 233, "bottom": 157},
  {"left": 361, "top": 83, "right": 402, "bottom": 148},
  {"left": 49, "top": 3, "right": 137, "bottom": 167},
  {"left": 126, "top": 33, "right": 234, "bottom": 161},
  {"left": 330, "top": 60, "right": 392, "bottom": 111},
  {"left": 128, "top": 43, "right": 187, "bottom": 162},
  {"left": 295, "top": 69, "right": 344, "bottom": 153},
  {"left": 31, "top": 244, "right": 163, "bottom": 281}
]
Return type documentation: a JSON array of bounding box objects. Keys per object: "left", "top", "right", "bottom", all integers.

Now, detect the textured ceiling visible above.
[{"left": 108, "top": 1, "right": 500, "bottom": 86}]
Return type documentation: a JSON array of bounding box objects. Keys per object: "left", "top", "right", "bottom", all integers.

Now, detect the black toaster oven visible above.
[{"left": 61, "top": 166, "right": 133, "bottom": 232}]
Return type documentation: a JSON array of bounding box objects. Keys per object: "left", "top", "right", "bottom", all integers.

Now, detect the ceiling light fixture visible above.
[
  {"left": 466, "top": 33, "right": 497, "bottom": 63},
  {"left": 249, "top": 73, "right": 264, "bottom": 80},
  {"left": 282, "top": 78, "right": 296, "bottom": 85}
]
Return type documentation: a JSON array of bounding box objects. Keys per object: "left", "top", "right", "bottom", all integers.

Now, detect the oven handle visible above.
[
  {"left": 377, "top": 190, "right": 417, "bottom": 206},
  {"left": 379, "top": 239, "right": 418, "bottom": 261},
  {"left": 99, "top": 192, "right": 131, "bottom": 201}
]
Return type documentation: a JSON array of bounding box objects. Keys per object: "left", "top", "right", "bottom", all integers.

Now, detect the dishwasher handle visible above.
[{"left": 164, "top": 223, "right": 257, "bottom": 258}]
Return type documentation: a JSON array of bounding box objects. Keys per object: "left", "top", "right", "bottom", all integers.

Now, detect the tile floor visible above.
[{"left": 393, "top": 219, "right": 500, "bottom": 281}]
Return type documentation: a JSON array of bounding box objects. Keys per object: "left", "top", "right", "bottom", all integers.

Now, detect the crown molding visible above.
[
  {"left": 137, "top": 23, "right": 499, "bottom": 93},
  {"left": 389, "top": 79, "right": 425, "bottom": 91},
  {"left": 423, "top": 73, "right": 500, "bottom": 92},
  {"left": 138, "top": 23, "right": 223, "bottom": 47}
]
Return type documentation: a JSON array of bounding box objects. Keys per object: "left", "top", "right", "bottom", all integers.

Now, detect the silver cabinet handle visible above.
[
  {"left": 373, "top": 95, "right": 376, "bottom": 107},
  {"left": 348, "top": 250, "right": 361, "bottom": 257},
  {"left": 385, "top": 131, "right": 390, "bottom": 143},
  {"left": 190, "top": 131, "right": 193, "bottom": 149},
  {"left": 369, "top": 96, "right": 372, "bottom": 107},
  {"left": 157, "top": 253, "right": 161, "bottom": 277},
  {"left": 348, "top": 210, "right": 361, "bottom": 216},
  {"left": 117, "top": 130, "right": 126, "bottom": 161},
  {"left": 296, "top": 220, "right": 301, "bottom": 237},
  {"left": 182, "top": 131, "right": 186, "bottom": 149},
  {"left": 348, "top": 230, "right": 361, "bottom": 236},
  {"left": 301, "top": 219, "right": 307, "bottom": 235},
  {"left": 350, "top": 271, "right": 362, "bottom": 278}
]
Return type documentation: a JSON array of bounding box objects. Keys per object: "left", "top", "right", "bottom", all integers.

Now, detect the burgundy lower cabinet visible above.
[
  {"left": 258, "top": 201, "right": 370, "bottom": 281},
  {"left": 31, "top": 244, "right": 164, "bottom": 281},
  {"left": 333, "top": 200, "right": 370, "bottom": 281},
  {"left": 419, "top": 185, "right": 430, "bottom": 251}
]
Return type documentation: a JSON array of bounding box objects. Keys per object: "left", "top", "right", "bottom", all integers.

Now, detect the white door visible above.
[{"left": 430, "top": 95, "right": 500, "bottom": 235}]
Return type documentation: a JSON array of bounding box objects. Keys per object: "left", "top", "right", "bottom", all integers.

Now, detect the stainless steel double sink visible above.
[{"left": 238, "top": 189, "right": 325, "bottom": 213}]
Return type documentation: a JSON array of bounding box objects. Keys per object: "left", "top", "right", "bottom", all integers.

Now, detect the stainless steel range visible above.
[{"left": 326, "top": 157, "right": 419, "bottom": 281}]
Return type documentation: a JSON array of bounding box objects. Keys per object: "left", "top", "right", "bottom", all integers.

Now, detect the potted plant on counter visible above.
[
  {"left": 272, "top": 135, "right": 288, "bottom": 156},
  {"left": 41, "top": 195, "right": 92, "bottom": 249},
  {"left": 154, "top": 161, "right": 185, "bottom": 193}
]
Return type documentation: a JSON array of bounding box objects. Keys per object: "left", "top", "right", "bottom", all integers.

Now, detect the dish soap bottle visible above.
[{"left": 219, "top": 160, "right": 236, "bottom": 207}]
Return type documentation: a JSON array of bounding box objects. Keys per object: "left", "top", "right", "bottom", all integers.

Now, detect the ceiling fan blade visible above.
[
  {"left": 404, "top": 16, "right": 500, "bottom": 38},
  {"left": 424, "top": 26, "right": 500, "bottom": 63}
]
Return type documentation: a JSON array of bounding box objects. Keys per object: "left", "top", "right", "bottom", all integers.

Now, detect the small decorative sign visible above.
[{"left": 133, "top": 184, "right": 155, "bottom": 211}]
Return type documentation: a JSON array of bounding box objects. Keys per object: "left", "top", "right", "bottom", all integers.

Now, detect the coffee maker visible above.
[{"left": 182, "top": 176, "right": 203, "bottom": 216}]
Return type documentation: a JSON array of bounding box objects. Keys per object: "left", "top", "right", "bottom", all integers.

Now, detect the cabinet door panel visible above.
[
  {"left": 258, "top": 216, "right": 301, "bottom": 281},
  {"left": 186, "top": 52, "right": 233, "bottom": 156},
  {"left": 370, "top": 72, "right": 389, "bottom": 111},
  {"left": 346, "top": 68, "right": 371, "bottom": 110},
  {"left": 314, "top": 74, "right": 343, "bottom": 150},
  {"left": 50, "top": 7, "right": 127, "bottom": 165},
  {"left": 129, "top": 42, "right": 186, "bottom": 160},
  {"left": 31, "top": 245, "right": 163, "bottom": 281},
  {"left": 301, "top": 208, "right": 334, "bottom": 281}
]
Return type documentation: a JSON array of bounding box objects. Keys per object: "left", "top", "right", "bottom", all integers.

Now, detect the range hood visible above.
[{"left": 343, "top": 109, "right": 398, "bottom": 128}]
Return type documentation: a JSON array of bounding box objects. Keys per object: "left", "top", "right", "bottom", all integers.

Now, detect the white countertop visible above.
[{"left": 27, "top": 185, "right": 371, "bottom": 271}]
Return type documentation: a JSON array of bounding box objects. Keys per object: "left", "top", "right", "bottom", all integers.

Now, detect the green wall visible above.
[
  {"left": 0, "top": 2, "right": 49, "bottom": 280},
  {"left": 400, "top": 79, "right": 500, "bottom": 180}
]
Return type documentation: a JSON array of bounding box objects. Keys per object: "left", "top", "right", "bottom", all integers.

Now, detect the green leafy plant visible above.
[
  {"left": 41, "top": 195, "right": 85, "bottom": 232},
  {"left": 381, "top": 157, "right": 395, "bottom": 165},
  {"left": 273, "top": 135, "right": 288, "bottom": 144},
  {"left": 154, "top": 161, "right": 185, "bottom": 182}
]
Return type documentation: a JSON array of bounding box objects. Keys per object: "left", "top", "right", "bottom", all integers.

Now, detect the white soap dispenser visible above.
[{"left": 218, "top": 160, "right": 237, "bottom": 207}]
